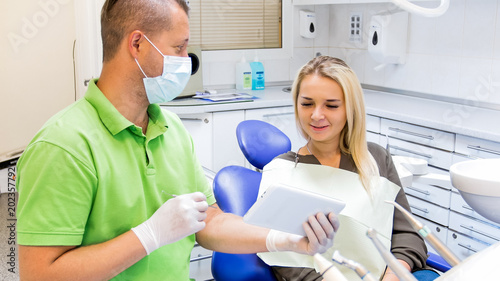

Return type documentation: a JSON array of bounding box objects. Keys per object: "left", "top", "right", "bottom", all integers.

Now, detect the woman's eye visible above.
[
  {"left": 327, "top": 105, "right": 339, "bottom": 108},
  {"left": 300, "top": 103, "right": 312, "bottom": 107}
]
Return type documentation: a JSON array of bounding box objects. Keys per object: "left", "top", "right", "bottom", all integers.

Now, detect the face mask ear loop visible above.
[
  {"left": 135, "top": 58, "right": 148, "bottom": 78},
  {"left": 143, "top": 34, "right": 165, "bottom": 56}
]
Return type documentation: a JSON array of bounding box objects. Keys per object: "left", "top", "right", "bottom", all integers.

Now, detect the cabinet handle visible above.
[
  {"left": 180, "top": 117, "right": 209, "bottom": 124},
  {"left": 466, "top": 145, "right": 500, "bottom": 156},
  {"left": 409, "top": 204, "right": 429, "bottom": 214},
  {"left": 262, "top": 112, "right": 294, "bottom": 118},
  {"left": 388, "top": 127, "right": 434, "bottom": 140},
  {"left": 457, "top": 243, "right": 478, "bottom": 253},
  {"left": 459, "top": 224, "right": 500, "bottom": 241},
  {"left": 388, "top": 145, "right": 433, "bottom": 159},
  {"left": 190, "top": 254, "right": 212, "bottom": 262},
  {"left": 406, "top": 186, "right": 431, "bottom": 196}
]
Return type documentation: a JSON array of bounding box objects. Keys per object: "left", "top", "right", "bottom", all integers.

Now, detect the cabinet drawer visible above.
[
  {"left": 179, "top": 113, "right": 214, "bottom": 171},
  {"left": 407, "top": 195, "right": 449, "bottom": 226},
  {"left": 190, "top": 244, "right": 213, "bottom": 280},
  {"left": 450, "top": 192, "right": 500, "bottom": 227},
  {"left": 387, "top": 138, "right": 453, "bottom": 170},
  {"left": 446, "top": 230, "right": 491, "bottom": 261},
  {"left": 366, "top": 115, "right": 381, "bottom": 133},
  {"left": 366, "top": 131, "right": 380, "bottom": 145},
  {"left": 381, "top": 119, "right": 455, "bottom": 151},
  {"left": 455, "top": 134, "right": 500, "bottom": 159},
  {"left": 404, "top": 182, "right": 451, "bottom": 208},
  {"left": 419, "top": 217, "right": 448, "bottom": 255},
  {"left": 448, "top": 211, "right": 500, "bottom": 245}
]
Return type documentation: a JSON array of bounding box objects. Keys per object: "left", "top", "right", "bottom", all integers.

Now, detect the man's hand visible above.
[
  {"left": 266, "top": 212, "right": 339, "bottom": 255},
  {"left": 132, "top": 192, "right": 208, "bottom": 254}
]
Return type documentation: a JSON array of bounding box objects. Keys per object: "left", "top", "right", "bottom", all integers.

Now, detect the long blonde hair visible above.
[{"left": 292, "top": 56, "right": 379, "bottom": 192}]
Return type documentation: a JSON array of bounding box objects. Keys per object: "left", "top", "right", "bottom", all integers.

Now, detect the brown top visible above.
[{"left": 277, "top": 142, "right": 428, "bottom": 271}]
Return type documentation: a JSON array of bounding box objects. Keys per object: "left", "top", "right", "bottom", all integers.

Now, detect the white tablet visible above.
[{"left": 243, "top": 183, "right": 346, "bottom": 236}]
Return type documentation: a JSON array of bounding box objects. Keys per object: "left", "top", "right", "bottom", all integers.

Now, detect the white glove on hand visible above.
[
  {"left": 266, "top": 212, "right": 339, "bottom": 255},
  {"left": 132, "top": 192, "right": 209, "bottom": 255}
]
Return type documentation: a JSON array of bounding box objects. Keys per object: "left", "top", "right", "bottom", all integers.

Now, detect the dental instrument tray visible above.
[{"left": 243, "top": 183, "right": 345, "bottom": 236}]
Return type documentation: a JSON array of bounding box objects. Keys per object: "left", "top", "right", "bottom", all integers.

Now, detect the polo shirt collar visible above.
[{"left": 84, "top": 79, "right": 168, "bottom": 136}]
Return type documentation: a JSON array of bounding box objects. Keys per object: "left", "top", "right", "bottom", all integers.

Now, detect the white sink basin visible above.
[{"left": 450, "top": 158, "right": 500, "bottom": 223}]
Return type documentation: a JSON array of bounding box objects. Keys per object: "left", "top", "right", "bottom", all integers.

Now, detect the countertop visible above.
[{"left": 161, "top": 86, "right": 500, "bottom": 143}]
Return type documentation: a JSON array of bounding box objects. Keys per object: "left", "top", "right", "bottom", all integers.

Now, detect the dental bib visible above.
[{"left": 256, "top": 158, "right": 401, "bottom": 280}]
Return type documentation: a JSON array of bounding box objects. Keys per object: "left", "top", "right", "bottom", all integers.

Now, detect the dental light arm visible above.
[{"left": 390, "top": 0, "right": 449, "bottom": 17}]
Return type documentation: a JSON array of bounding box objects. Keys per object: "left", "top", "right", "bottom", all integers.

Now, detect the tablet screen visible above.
[{"left": 243, "top": 183, "right": 345, "bottom": 236}]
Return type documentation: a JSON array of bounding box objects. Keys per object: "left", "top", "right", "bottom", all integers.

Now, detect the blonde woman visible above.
[{"left": 257, "top": 57, "right": 439, "bottom": 281}]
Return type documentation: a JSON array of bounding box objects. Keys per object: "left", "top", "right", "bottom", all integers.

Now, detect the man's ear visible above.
[{"left": 128, "top": 30, "right": 145, "bottom": 59}]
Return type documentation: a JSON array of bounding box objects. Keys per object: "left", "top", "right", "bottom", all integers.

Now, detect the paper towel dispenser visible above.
[{"left": 368, "top": 11, "right": 409, "bottom": 65}]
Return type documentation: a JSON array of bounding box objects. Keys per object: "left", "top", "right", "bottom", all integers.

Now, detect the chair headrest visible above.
[{"left": 236, "top": 120, "right": 292, "bottom": 170}]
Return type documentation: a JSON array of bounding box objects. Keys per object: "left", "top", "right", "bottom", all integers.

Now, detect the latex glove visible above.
[
  {"left": 132, "top": 192, "right": 208, "bottom": 255},
  {"left": 266, "top": 212, "right": 339, "bottom": 255}
]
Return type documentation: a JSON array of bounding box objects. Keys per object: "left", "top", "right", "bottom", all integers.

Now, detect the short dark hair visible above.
[{"left": 100, "top": 0, "right": 189, "bottom": 62}]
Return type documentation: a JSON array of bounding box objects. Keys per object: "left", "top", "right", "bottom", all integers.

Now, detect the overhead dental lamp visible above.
[{"left": 390, "top": 0, "right": 449, "bottom": 17}]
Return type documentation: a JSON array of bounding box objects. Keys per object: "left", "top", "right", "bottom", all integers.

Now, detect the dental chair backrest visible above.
[{"left": 236, "top": 120, "right": 292, "bottom": 170}]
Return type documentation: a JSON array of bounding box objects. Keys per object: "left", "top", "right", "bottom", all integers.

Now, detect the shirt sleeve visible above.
[
  {"left": 370, "top": 143, "right": 429, "bottom": 270},
  {"left": 17, "top": 141, "right": 97, "bottom": 246}
]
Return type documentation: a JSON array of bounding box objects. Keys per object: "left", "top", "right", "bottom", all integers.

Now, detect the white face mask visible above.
[{"left": 135, "top": 35, "right": 191, "bottom": 104}]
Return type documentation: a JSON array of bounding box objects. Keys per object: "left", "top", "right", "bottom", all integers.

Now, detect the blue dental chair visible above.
[{"left": 211, "top": 120, "right": 292, "bottom": 281}]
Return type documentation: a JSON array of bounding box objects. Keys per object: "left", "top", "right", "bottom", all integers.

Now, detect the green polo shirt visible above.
[{"left": 17, "top": 79, "right": 215, "bottom": 280}]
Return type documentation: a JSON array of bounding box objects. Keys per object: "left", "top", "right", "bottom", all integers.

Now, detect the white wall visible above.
[
  {"left": 0, "top": 0, "right": 76, "bottom": 159},
  {"left": 328, "top": 0, "right": 500, "bottom": 106},
  {"left": 204, "top": 0, "right": 500, "bottom": 108}
]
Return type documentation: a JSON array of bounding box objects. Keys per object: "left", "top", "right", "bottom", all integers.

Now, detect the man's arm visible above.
[
  {"left": 197, "top": 203, "right": 339, "bottom": 255},
  {"left": 20, "top": 192, "right": 208, "bottom": 281},
  {"left": 19, "top": 231, "right": 146, "bottom": 281}
]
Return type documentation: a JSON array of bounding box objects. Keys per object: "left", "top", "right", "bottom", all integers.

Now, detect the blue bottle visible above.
[{"left": 250, "top": 55, "right": 265, "bottom": 90}]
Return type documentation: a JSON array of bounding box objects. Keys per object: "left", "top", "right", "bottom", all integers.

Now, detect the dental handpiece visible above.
[
  {"left": 366, "top": 228, "right": 417, "bottom": 281},
  {"left": 314, "top": 254, "right": 349, "bottom": 281},
  {"left": 385, "top": 200, "right": 460, "bottom": 267},
  {"left": 331, "top": 251, "right": 377, "bottom": 281}
]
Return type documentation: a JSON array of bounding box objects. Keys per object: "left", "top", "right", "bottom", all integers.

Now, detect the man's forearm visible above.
[
  {"left": 19, "top": 230, "right": 146, "bottom": 281},
  {"left": 195, "top": 206, "right": 269, "bottom": 254}
]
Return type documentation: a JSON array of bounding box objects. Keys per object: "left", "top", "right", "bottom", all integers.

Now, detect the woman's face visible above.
[{"left": 297, "top": 74, "right": 347, "bottom": 145}]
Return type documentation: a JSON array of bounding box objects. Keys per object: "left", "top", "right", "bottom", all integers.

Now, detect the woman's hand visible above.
[{"left": 266, "top": 212, "right": 340, "bottom": 255}]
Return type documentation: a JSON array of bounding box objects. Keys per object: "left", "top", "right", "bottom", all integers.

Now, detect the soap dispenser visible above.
[
  {"left": 250, "top": 53, "right": 265, "bottom": 90},
  {"left": 235, "top": 55, "right": 252, "bottom": 90},
  {"left": 300, "top": 10, "right": 316, "bottom": 39},
  {"left": 368, "top": 11, "right": 409, "bottom": 65}
]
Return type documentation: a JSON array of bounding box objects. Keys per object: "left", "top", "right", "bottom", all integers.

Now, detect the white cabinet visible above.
[
  {"left": 446, "top": 230, "right": 491, "bottom": 261},
  {"left": 407, "top": 195, "right": 450, "bottom": 227},
  {"left": 212, "top": 111, "right": 246, "bottom": 171},
  {"left": 381, "top": 119, "right": 455, "bottom": 152},
  {"left": 381, "top": 119, "right": 455, "bottom": 170},
  {"left": 455, "top": 134, "right": 500, "bottom": 159},
  {"left": 190, "top": 244, "right": 213, "bottom": 281},
  {"left": 448, "top": 212, "right": 500, "bottom": 246},
  {"left": 181, "top": 107, "right": 306, "bottom": 172},
  {"left": 179, "top": 113, "right": 214, "bottom": 171},
  {"left": 366, "top": 114, "right": 381, "bottom": 133}
]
